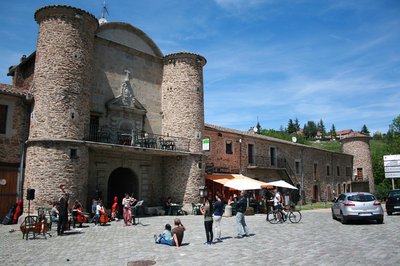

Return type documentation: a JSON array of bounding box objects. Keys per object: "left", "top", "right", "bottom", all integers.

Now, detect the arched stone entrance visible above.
[{"left": 107, "top": 167, "right": 138, "bottom": 208}]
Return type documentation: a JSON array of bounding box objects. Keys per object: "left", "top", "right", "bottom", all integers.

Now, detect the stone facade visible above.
[
  {"left": 341, "top": 132, "right": 374, "bottom": 192},
  {"left": 7, "top": 5, "right": 207, "bottom": 213},
  {"left": 204, "top": 124, "right": 354, "bottom": 203},
  {"left": 0, "top": 91, "right": 29, "bottom": 164}
]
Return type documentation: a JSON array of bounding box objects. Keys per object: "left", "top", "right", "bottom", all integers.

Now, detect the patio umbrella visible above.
[
  {"left": 224, "top": 178, "right": 264, "bottom": 190},
  {"left": 263, "top": 180, "right": 298, "bottom": 190}
]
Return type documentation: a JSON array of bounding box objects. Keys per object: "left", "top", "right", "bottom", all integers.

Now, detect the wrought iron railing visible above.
[{"left": 86, "top": 125, "right": 191, "bottom": 152}]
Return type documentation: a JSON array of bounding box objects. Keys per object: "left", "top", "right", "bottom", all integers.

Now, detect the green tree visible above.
[
  {"left": 389, "top": 114, "right": 400, "bottom": 136},
  {"left": 361, "top": 124, "right": 370, "bottom": 136},
  {"left": 317, "top": 119, "right": 326, "bottom": 137},
  {"left": 294, "top": 118, "right": 301, "bottom": 132},
  {"left": 287, "top": 119, "right": 296, "bottom": 134},
  {"left": 330, "top": 124, "right": 336, "bottom": 138},
  {"left": 303, "top": 121, "right": 318, "bottom": 139}
]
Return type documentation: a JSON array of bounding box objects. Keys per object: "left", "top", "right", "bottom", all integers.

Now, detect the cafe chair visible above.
[{"left": 191, "top": 203, "right": 200, "bottom": 215}]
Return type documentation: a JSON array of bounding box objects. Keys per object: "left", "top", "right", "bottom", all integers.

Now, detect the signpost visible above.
[{"left": 384, "top": 155, "right": 400, "bottom": 189}]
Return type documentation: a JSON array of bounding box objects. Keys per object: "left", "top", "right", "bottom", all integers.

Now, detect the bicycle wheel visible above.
[
  {"left": 288, "top": 211, "right": 302, "bottom": 223},
  {"left": 267, "top": 211, "right": 279, "bottom": 224}
]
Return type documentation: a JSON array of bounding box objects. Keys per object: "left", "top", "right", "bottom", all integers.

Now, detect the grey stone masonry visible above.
[
  {"left": 23, "top": 6, "right": 98, "bottom": 212},
  {"left": 31, "top": 6, "right": 98, "bottom": 140},
  {"left": 342, "top": 133, "right": 374, "bottom": 192},
  {"left": 24, "top": 141, "right": 89, "bottom": 212},
  {"left": 162, "top": 52, "right": 206, "bottom": 153}
]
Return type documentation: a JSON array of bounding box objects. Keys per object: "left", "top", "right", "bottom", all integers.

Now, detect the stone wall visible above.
[
  {"left": 87, "top": 150, "right": 163, "bottom": 208},
  {"left": 30, "top": 6, "right": 98, "bottom": 140},
  {"left": 162, "top": 53, "right": 206, "bottom": 152},
  {"left": 92, "top": 34, "right": 163, "bottom": 134},
  {"left": 204, "top": 126, "right": 353, "bottom": 202},
  {"left": 23, "top": 141, "right": 89, "bottom": 212},
  {"left": 162, "top": 155, "right": 205, "bottom": 211},
  {"left": 342, "top": 135, "right": 374, "bottom": 192},
  {"left": 0, "top": 95, "right": 28, "bottom": 164}
]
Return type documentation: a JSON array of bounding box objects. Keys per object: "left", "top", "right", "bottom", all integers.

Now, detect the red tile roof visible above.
[{"left": 0, "top": 83, "right": 31, "bottom": 98}]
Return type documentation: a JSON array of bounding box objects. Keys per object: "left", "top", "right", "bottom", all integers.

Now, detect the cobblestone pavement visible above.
[{"left": 1, "top": 209, "right": 399, "bottom": 266}]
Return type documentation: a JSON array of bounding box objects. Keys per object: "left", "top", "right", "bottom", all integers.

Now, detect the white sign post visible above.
[{"left": 384, "top": 154, "right": 400, "bottom": 189}]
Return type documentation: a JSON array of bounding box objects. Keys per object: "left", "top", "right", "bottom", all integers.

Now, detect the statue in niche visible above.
[{"left": 121, "top": 69, "right": 134, "bottom": 106}]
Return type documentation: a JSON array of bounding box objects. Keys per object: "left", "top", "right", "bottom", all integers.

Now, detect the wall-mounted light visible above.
[{"left": 199, "top": 186, "right": 208, "bottom": 198}]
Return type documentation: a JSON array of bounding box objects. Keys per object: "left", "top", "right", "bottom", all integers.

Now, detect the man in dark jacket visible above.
[
  {"left": 235, "top": 190, "right": 249, "bottom": 238},
  {"left": 57, "top": 185, "right": 69, "bottom": 236}
]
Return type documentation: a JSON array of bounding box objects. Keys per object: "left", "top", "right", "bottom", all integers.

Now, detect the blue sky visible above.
[{"left": 0, "top": 0, "right": 399, "bottom": 134}]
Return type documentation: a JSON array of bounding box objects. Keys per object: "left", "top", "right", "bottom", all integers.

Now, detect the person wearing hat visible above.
[{"left": 57, "top": 184, "right": 69, "bottom": 236}]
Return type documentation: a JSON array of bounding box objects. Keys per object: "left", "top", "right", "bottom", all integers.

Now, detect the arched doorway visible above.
[{"left": 107, "top": 168, "right": 138, "bottom": 208}]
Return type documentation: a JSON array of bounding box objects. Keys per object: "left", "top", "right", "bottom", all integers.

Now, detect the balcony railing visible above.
[{"left": 87, "top": 126, "right": 191, "bottom": 152}]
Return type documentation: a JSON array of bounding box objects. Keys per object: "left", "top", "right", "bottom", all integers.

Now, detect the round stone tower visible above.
[
  {"left": 161, "top": 52, "right": 207, "bottom": 209},
  {"left": 23, "top": 6, "right": 98, "bottom": 212},
  {"left": 341, "top": 132, "right": 374, "bottom": 193},
  {"left": 162, "top": 52, "right": 207, "bottom": 152}
]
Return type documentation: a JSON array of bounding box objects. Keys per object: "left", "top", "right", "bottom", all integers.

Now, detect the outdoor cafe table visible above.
[{"left": 169, "top": 203, "right": 183, "bottom": 216}]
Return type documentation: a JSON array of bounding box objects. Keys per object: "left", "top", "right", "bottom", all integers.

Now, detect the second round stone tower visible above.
[
  {"left": 341, "top": 132, "right": 375, "bottom": 193},
  {"left": 161, "top": 52, "right": 207, "bottom": 209},
  {"left": 23, "top": 6, "right": 98, "bottom": 211}
]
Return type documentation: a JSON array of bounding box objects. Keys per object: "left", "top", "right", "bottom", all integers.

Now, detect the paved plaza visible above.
[{"left": 0, "top": 209, "right": 399, "bottom": 266}]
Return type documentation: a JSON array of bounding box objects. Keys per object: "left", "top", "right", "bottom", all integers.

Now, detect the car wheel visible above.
[
  {"left": 340, "top": 211, "right": 347, "bottom": 224},
  {"left": 377, "top": 218, "right": 384, "bottom": 224},
  {"left": 387, "top": 212, "right": 393, "bottom": 216}
]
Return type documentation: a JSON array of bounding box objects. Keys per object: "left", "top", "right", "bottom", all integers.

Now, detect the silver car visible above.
[{"left": 331, "top": 192, "right": 384, "bottom": 224}]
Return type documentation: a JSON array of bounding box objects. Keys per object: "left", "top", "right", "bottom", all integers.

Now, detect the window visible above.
[
  {"left": 337, "top": 166, "right": 340, "bottom": 176},
  {"left": 295, "top": 160, "right": 301, "bottom": 175},
  {"left": 248, "top": 143, "right": 254, "bottom": 164},
  {"left": 225, "top": 140, "right": 233, "bottom": 154},
  {"left": 326, "top": 165, "right": 330, "bottom": 176},
  {"left": 89, "top": 115, "right": 99, "bottom": 141},
  {"left": 357, "top": 168, "right": 363, "bottom": 180},
  {"left": 313, "top": 163, "right": 318, "bottom": 178},
  {"left": 270, "top": 147, "right": 276, "bottom": 166},
  {"left": 70, "top": 148, "right": 78, "bottom": 159},
  {"left": 0, "top": 104, "right": 8, "bottom": 134}
]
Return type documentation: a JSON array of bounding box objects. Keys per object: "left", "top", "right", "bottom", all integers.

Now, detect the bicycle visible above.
[{"left": 266, "top": 206, "right": 302, "bottom": 224}]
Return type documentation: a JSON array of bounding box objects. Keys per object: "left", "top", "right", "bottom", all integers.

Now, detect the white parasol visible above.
[
  {"left": 224, "top": 178, "right": 265, "bottom": 190},
  {"left": 263, "top": 180, "right": 298, "bottom": 190}
]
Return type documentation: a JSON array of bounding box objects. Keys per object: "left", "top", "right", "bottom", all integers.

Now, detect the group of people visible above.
[
  {"left": 196, "top": 188, "right": 284, "bottom": 245},
  {"left": 154, "top": 218, "right": 186, "bottom": 248}
]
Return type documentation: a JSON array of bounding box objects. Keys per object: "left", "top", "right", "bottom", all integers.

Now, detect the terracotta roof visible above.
[
  {"left": 205, "top": 123, "right": 303, "bottom": 146},
  {"left": 336, "top": 129, "right": 353, "bottom": 135},
  {"left": 340, "top": 131, "right": 371, "bottom": 140},
  {"left": 0, "top": 83, "right": 31, "bottom": 98}
]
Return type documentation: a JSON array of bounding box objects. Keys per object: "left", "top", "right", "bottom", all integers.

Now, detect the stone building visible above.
[
  {"left": 203, "top": 124, "right": 373, "bottom": 203},
  {"left": 341, "top": 132, "right": 374, "bottom": 193},
  {"left": 1, "top": 5, "right": 206, "bottom": 215},
  {"left": 0, "top": 5, "right": 374, "bottom": 218}
]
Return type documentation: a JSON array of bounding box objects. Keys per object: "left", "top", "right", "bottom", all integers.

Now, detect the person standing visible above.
[
  {"left": 111, "top": 196, "right": 119, "bottom": 221},
  {"left": 57, "top": 184, "right": 69, "bottom": 236},
  {"left": 200, "top": 197, "right": 213, "bottom": 245},
  {"left": 235, "top": 190, "right": 249, "bottom": 238},
  {"left": 122, "top": 193, "right": 135, "bottom": 226},
  {"left": 213, "top": 192, "right": 224, "bottom": 242}
]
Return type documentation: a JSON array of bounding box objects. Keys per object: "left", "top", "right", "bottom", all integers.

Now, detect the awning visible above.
[
  {"left": 262, "top": 180, "right": 298, "bottom": 190},
  {"left": 206, "top": 174, "right": 272, "bottom": 190}
]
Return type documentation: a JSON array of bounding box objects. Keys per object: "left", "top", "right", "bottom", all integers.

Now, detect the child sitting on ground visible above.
[{"left": 154, "top": 224, "right": 174, "bottom": 246}]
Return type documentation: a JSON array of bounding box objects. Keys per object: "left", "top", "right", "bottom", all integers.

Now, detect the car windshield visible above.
[
  {"left": 347, "top": 194, "right": 375, "bottom": 202},
  {"left": 388, "top": 191, "right": 400, "bottom": 197}
]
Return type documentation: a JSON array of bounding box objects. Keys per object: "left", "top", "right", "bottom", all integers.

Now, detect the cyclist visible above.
[{"left": 271, "top": 188, "right": 285, "bottom": 222}]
